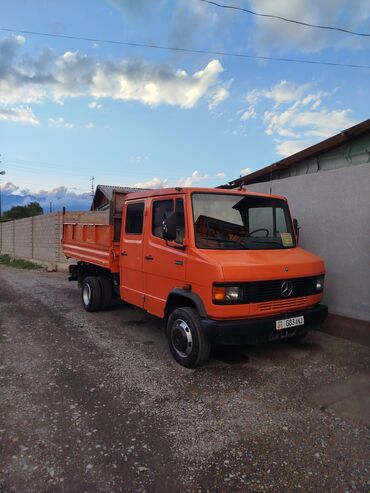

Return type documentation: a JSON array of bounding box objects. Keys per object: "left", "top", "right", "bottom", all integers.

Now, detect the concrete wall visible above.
[
  {"left": 0, "top": 212, "right": 67, "bottom": 268},
  {"left": 247, "top": 164, "right": 370, "bottom": 322}
]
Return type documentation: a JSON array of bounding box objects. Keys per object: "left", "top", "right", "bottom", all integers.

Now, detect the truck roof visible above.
[{"left": 124, "top": 187, "right": 287, "bottom": 202}]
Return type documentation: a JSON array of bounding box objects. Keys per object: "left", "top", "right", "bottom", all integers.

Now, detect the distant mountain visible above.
[{"left": 1, "top": 184, "right": 91, "bottom": 213}]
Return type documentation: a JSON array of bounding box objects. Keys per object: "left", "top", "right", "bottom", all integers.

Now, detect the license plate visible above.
[{"left": 276, "top": 316, "right": 304, "bottom": 330}]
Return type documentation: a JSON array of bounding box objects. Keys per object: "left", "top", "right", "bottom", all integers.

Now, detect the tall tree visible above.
[{"left": 2, "top": 202, "right": 43, "bottom": 220}]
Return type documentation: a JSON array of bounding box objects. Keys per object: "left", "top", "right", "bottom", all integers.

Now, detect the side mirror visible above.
[
  {"left": 293, "top": 218, "right": 300, "bottom": 244},
  {"left": 161, "top": 212, "right": 185, "bottom": 247}
]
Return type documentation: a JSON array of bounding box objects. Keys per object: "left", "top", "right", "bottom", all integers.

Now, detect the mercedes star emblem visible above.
[{"left": 281, "top": 280, "right": 293, "bottom": 297}]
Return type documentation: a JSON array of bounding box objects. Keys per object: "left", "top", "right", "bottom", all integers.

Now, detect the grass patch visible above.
[{"left": 0, "top": 254, "right": 41, "bottom": 270}]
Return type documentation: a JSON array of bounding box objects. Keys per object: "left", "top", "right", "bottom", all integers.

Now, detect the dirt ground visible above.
[{"left": 0, "top": 265, "right": 369, "bottom": 493}]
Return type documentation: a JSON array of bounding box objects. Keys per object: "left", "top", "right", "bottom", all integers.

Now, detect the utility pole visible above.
[
  {"left": 90, "top": 176, "right": 95, "bottom": 198},
  {"left": 49, "top": 201, "right": 53, "bottom": 213},
  {"left": 0, "top": 155, "right": 6, "bottom": 220}
]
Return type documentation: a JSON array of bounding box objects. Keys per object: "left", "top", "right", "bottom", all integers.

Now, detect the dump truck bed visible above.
[{"left": 62, "top": 211, "right": 120, "bottom": 272}]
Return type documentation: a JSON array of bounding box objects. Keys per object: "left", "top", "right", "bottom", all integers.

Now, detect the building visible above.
[
  {"left": 91, "top": 185, "right": 149, "bottom": 211},
  {"left": 221, "top": 119, "right": 370, "bottom": 327}
]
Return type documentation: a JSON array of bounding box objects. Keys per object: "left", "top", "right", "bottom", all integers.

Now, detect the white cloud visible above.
[
  {"left": 177, "top": 170, "right": 208, "bottom": 187},
  {"left": 216, "top": 172, "right": 226, "bottom": 179},
  {"left": 89, "top": 59, "right": 224, "bottom": 109},
  {"left": 275, "top": 139, "right": 313, "bottom": 157},
  {"left": 133, "top": 170, "right": 209, "bottom": 189},
  {"left": 133, "top": 177, "right": 169, "bottom": 189},
  {"left": 248, "top": 0, "right": 370, "bottom": 53},
  {"left": 208, "top": 87, "right": 229, "bottom": 110},
  {"left": 240, "top": 167, "right": 252, "bottom": 177},
  {"left": 171, "top": 0, "right": 218, "bottom": 47},
  {"left": 85, "top": 122, "right": 94, "bottom": 129},
  {"left": 48, "top": 117, "right": 74, "bottom": 128},
  {"left": 241, "top": 80, "right": 357, "bottom": 157},
  {"left": 0, "top": 36, "right": 226, "bottom": 111},
  {"left": 0, "top": 106, "right": 39, "bottom": 124},
  {"left": 2, "top": 182, "right": 91, "bottom": 212},
  {"left": 2, "top": 182, "right": 20, "bottom": 194},
  {"left": 240, "top": 108, "right": 256, "bottom": 121},
  {"left": 88, "top": 101, "right": 102, "bottom": 109},
  {"left": 0, "top": 36, "right": 51, "bottom": 105},
  {"left": 244, "top": 81, "right": 315, "bottom": 111},
  {"left": 263, "top": 80, "right": 312, "bottom": 107},
  {"left": 264, "top": 104, "right": 355, "bottom": 144}
]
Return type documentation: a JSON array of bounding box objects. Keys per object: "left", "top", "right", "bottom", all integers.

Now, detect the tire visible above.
[
  {"left": 81, "top": 276, "right": 102, "bottom": 312},
  {"left": 98, "top": 275, "right": 113, "bottom": 310},
  {"left": 167, "top": 307, "right": 210, "bottom": 368}
]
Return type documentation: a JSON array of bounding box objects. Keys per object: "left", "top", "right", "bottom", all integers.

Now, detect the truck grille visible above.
[{"left": 243, "top": 276, "right": 319, "bottom": 303}]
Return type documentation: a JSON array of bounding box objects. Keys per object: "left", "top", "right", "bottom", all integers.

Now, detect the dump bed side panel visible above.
[{"left": 62, "top": 218, "right": 120, "bottom": 272}]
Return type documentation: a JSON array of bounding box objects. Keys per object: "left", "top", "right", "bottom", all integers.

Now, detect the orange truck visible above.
[{"left": 63, "top": 187, "right": 327, "bottom": 368}]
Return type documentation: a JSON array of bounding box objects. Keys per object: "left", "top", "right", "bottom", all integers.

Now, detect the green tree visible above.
[{"left": 2, "top": 202, "right": 43, "bottom": 220}]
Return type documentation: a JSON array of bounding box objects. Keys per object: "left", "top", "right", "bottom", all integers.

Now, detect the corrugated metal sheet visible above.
[
  {"left": 97, "top": 185, "right": 149, "bottom": 201},
  {"left": 91, "top": 184, "right": 150, "bottom": 211}
]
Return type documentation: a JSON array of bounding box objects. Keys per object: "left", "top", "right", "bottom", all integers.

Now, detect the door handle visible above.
[
  {"left": 145, "top": 255, "right": 154, "bottom": 261},
  {"left": 121, "top": 251, "right": 128, "bottom": 256}
]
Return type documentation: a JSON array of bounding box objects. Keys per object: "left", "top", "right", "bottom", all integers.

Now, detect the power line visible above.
[
  {"left": 1, "top": 27, "right": 370, "bottom": 70},
  {"left": 199, "top": 0, "right": 370, "bottom": 37}
]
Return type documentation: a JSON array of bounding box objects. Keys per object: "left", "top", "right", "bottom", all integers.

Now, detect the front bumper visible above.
[{"left": 201, "top": 303, "right": 328, "bottom": 345}]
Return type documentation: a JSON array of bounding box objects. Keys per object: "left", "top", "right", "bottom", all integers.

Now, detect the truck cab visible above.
[{"left": 64, "top": 187, "right": 327, "bottom": 368}]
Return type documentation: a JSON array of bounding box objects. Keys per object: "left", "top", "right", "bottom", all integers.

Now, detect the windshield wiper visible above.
[{"left": 199, "top": 236, "right": 248, "bottom": 249}]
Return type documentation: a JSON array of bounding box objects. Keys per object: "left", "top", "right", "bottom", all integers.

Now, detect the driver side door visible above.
[{"left": 143, "top": 196, "right": 187, "bottom": 318}]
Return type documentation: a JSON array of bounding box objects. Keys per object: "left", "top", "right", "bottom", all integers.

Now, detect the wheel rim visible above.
[
  {"left": 82, "top": 283, "right": 91, "bottom": 306},
  {"left": 171, "top": 319, "right": 193, "bottom": 358}
]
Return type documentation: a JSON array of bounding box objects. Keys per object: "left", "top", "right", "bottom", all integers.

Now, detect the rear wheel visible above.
[
  {"left": 167, "top": 307, "right": 210, "bottom": 368},
  {"left": 98, "top": 275, "right": 113, "bottom": 310},
  {"left": 81, "top": 276, "right": 102, "bottom": 312}
]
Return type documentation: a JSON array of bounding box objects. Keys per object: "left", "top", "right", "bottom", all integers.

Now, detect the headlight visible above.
[
  {"left": 213, "top": 285, "right": 242, "bottom": 303},
  {"left": 316, "top": 277, "right": 325, "bottom": 291}
]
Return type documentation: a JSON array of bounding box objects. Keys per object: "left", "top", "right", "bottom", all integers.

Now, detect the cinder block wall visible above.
[
  {"left": 32, "top": 213, "right": 61, "bottom": 262},
  {"left": 14, "top": 217, "right": 33, "bottom": 259},
  {"left": 0, "top": 212, "right": 69, "bottom": 268},
  {"left": 1, "top": 221, "right": 15, "bottom": 255}
]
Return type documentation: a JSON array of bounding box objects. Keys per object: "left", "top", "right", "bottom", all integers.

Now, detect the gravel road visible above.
[{"left": 0, "top": 265, "right": 369, "bottom": 492}]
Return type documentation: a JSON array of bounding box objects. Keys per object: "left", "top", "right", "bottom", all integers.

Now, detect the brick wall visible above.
[{"left": 0, "top": 212, "right": 69, "bottom": 268}]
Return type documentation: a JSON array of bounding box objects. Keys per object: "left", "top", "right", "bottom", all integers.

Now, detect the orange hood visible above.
[{"left": 196, "top": 247, "right": 325, "bottom": 282}]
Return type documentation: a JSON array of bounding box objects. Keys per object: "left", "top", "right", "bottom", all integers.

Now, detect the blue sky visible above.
[{"left": 0, "top": 0, "right": 369, "bottom": 211}]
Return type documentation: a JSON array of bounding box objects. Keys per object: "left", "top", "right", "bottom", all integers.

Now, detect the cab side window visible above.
[
  {"left": 125, "top": 202, "right": 144, "bottom": 235},
  {"left": 152, "top": 200, "right": 173, "bottom": 238}
]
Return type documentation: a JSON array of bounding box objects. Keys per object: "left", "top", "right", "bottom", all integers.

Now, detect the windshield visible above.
[{"left": 192, "top": 193, "right": 296, "bottom": 250}]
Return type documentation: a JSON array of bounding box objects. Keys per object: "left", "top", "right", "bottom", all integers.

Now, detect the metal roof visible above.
[
  {"left": 96, "top": 184, "right": 149, "bottom": 200},
  {"left": 221, "top": 118, "right": 370, "bottom": 188},
  {"left": 91, "top": 184, "right": 150, "bottom": 210}
]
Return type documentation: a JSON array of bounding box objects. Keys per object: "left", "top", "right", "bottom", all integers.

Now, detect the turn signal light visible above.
[
  {"left": 212, "top": 285, "right": 242, "bottom": 303},
  {"left": 213, "top": 286, "right": 226, "bottom": 301}
]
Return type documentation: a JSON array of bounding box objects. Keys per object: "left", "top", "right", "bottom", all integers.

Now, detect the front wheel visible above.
[
  {"left": 97, "top": 275, "right": 113, "bottom": 310},
  {"left": 167, "top": 307, "right": 210, "bottom": 368}
]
